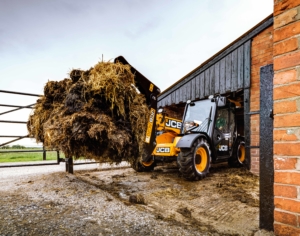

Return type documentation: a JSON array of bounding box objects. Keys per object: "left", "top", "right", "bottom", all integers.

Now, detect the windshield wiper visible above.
[
  {"left": 186, "top": 123, "right": 200, "bottom": 132},
  {"left": 186, "top": 118, "right": 210, "bottom": 133},
  {"left": 207, "top": 106, "right": 212, "bottom": 133}
]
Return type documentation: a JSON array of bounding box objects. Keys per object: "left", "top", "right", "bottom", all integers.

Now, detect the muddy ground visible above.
[{"left": 0, "top": 162, "right": 274, "bottom": 235}]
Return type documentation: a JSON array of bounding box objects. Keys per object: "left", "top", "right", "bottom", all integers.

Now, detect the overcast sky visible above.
[{"left": 0, "top": 0, "right": 273, "bottom": 146}]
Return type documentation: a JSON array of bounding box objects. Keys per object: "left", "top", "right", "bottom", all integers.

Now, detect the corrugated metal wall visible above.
[{"left": 158, "top": 40, "right": 251, "bottom": 107}]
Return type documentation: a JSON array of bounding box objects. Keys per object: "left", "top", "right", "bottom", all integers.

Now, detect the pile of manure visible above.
[{"left": 27, "top": 60, "right": 150, "bottom": 165}]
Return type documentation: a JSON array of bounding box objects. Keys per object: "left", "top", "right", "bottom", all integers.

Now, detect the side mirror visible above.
[
  {"left": 187, "top": 100, "right": 195, "bottom": 106},
  {"left": 208, "top": 95, "right": 215, "bottom": 102},
  {"left": 217, "top": 96, "right": 226, "bottom": 107}
]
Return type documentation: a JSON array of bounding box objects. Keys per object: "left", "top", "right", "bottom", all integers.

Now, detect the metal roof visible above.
[{"left": 158, "top": 14, "right": 273, "bottom": 107}]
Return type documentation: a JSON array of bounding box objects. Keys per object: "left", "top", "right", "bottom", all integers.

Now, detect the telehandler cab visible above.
[{"left": 177, "top": 96, "right": 245, "bottom": 181}]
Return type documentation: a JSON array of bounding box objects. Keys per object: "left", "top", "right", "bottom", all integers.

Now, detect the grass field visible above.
[{"left": 0, "top": 149, "right": 65, "bottom": 163}]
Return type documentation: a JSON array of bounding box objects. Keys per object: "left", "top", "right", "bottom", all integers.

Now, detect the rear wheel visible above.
[
  {"left": 178, "top": 138, "right": 211, "bottom": 181},
  {"left": 132, "top": 158, "right": 156, "bottom": 172},
  {"left": 228, "top": 137, "right": 245, "bottom": 167}
]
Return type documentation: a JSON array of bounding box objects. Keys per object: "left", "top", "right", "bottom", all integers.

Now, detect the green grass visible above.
[{"left": 0, "top": 149, "right": 65, "bottom": 163}]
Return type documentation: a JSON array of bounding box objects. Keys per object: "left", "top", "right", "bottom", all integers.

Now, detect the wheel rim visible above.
[
  {"left": 142, "top": 160, "right": 154, "bottom": 167},
  {"left": 195, "top": 146, "right": 208, "bottom": 172},
  {"left": 238, "top": 142, "right": 245, "bottom": 163}
]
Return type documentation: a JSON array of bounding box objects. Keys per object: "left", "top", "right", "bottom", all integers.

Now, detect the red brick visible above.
[
  {"left": 274, "top": 114, "right": 300, "bottom": 128},
  {"left": 274, "top": 129, "right": 298, "bottom": 141},
  {"left": 251, "top": 167, "right": 259, "bottom": 175},
  {"left": 259, "top": 56, "right": 273, "bottom": 65},
  {"left": 251, "top": 120, "right": 258, "bottom": 126},
  {"left": 251, "top": 138, "right": 259, "bottom": 143},
  {"left": 250, "top": 98, "right": 259, "bottom": 104},
  {"left": 274, "top": 223, "right": 300, "bottom": 236},
  {"left": 251, "top": 126, "right": 259, "bottom": 132},
  {"left": 250, "top": 106, "right": 259, "bottom": 112},
  {"left": 275, "top": 197, "right": 300, "bottom": 213},
  {"left": 251, "top": 141, "right": 259, "bottom": 146},
  {"left": 274, "top": 69, "right": 297, "bottom": 85},
  {"left": 251, "top": 88, "right": 260, "bottom": 94},
  {"left": 274, "top": 100, "right": 297, "bottom": 114},
  {"left": 274, "top": 50, "right": 300, "bottom": 70},
  {"left": 274, "top": 8, "right": 299, "bottom": 28},
  {"left": 274, "top": 157, "right": 297, "bottom": 170},
  {"left": 274, "top": 82, "right": 300, "bottom": 100},
  {"left": 274, "top": 184, "right": 298, "bottom": 198},
  {"left": 275, "top": 171, "right": 300, "bottom": 185},
  {"left": 253, "top": 27, "right": 273, "bottom": 40},
  {"left": 274, "top": 142, "right": 300, "bottom": 155},
  {"left": 274, "top": 37, "right": 298, "bottom": 56},
  {"left": 251, "top": 149, "right": 259, "bottom": 155},
  {"left": 251, "top": 58, "right": 260, "bottom": 66},
  {"left": 274, "top": 210, "right": 297, "bottom": 226},
  {"left": 251, "top": 91, "right": 259, "bottom": 98},
  {"left": 251, "top": 25, "right": 274, "bottom": 105},
  {"left": 251, "top": 137, "right": 259, "bottom": 146},
  {"left": 274, "top": 21, "right": 300, "bottom": 42},
  {"left": 251, "top": 82, "right": 260, "bottom": 88},
  {"left": 274, "top": 0, "right": 300, "bottom": 16}
]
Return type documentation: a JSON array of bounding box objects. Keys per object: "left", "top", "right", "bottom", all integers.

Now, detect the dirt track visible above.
[{"left": 0, "top": 162, "right": 274, "bottom": 235}]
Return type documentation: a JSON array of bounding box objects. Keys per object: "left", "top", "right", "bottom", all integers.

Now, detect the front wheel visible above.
[
  {"left": 228, "top": 137, "right": 245, "bottom": 167},
  {"left": 132, "top": 158, "right": 156, "bottom": 172},
  {"left": 178, "top": 138, "right": 211, "bottom": 181}
]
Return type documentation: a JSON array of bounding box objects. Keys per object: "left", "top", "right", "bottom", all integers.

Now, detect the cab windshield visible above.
[{"left": 183, "top": 100, "right": 214, "bottom": 133}]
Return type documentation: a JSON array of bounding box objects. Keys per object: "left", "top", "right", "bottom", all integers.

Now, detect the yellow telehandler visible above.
[
  {"left": 115, "top": 57, "right": 245, "bottom": 178},
  {"left": 131, "top": 108, "right": 183, "bottom": 171}
]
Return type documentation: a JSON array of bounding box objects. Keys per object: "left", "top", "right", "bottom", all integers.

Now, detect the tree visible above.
[{"left": 11, "top": 145, "right": 25, "bottom": 149}]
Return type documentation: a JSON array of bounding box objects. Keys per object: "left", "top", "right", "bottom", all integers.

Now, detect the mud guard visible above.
[{"left": 176, "top": 133, "right": 207, "bottom": 148}]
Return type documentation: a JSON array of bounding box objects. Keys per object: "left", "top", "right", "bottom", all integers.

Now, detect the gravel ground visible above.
[{"left": 0, "top": 161, "right": 274, "bottom": 236}]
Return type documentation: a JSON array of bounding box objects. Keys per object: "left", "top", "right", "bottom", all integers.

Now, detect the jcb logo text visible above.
[
  {"left": 156, "top": 147, "right": 170, "bottom": 153},
  {"left": 166, "top": 119, "right": 181, "bottom": 129},
  {"left": 219, "top": 145, "right": 228, "bottom": 151}
]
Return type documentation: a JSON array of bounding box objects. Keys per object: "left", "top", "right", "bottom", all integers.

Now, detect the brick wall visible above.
[
  {"left": 250, "top": 26, "right": 274, "bottom": 175},
  {"left": 273, "top": 0, "right": 300, "bottom": 234}
]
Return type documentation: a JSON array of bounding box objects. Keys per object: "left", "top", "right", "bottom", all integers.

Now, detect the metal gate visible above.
[
  {"left": 259, "top": 64, "right": 274, "bottom": 231},
  {"left": 0, "top": 90, "right": 103, "bottom": 173},
  {"left": 0, "top": 90, "right": 62, "bottom": 166}
]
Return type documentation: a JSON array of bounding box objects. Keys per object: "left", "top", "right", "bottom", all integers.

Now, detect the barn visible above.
[
  {"left": 157, "top": 14, "right": 273, "bottom": 175},
  {"left": 157, "top": 0, "right": 300, "bottom": 233}
]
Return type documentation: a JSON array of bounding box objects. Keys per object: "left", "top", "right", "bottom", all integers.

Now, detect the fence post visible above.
[
  {"left": 57, "top": 151, "right": 60, "bottom": 164},
  {"left": 43, "top": 146, "right": 46, "bottom": 160},
  {"left": 65, "top": 157, "right": 73, "bottom": 174}
]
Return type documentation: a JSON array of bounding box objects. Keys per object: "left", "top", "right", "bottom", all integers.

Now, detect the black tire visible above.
[
  {"left": 178, "top": 138, "right": 211, "bottom": 181},
  {"left": 177, "top": 153, "right": 182, "bottom": 168},
  {"left": 228, "top": 137, "right": 245, "bottom": 167},
  {"left": 132, "top": 158, "right": 156, "bottom": 172}
]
